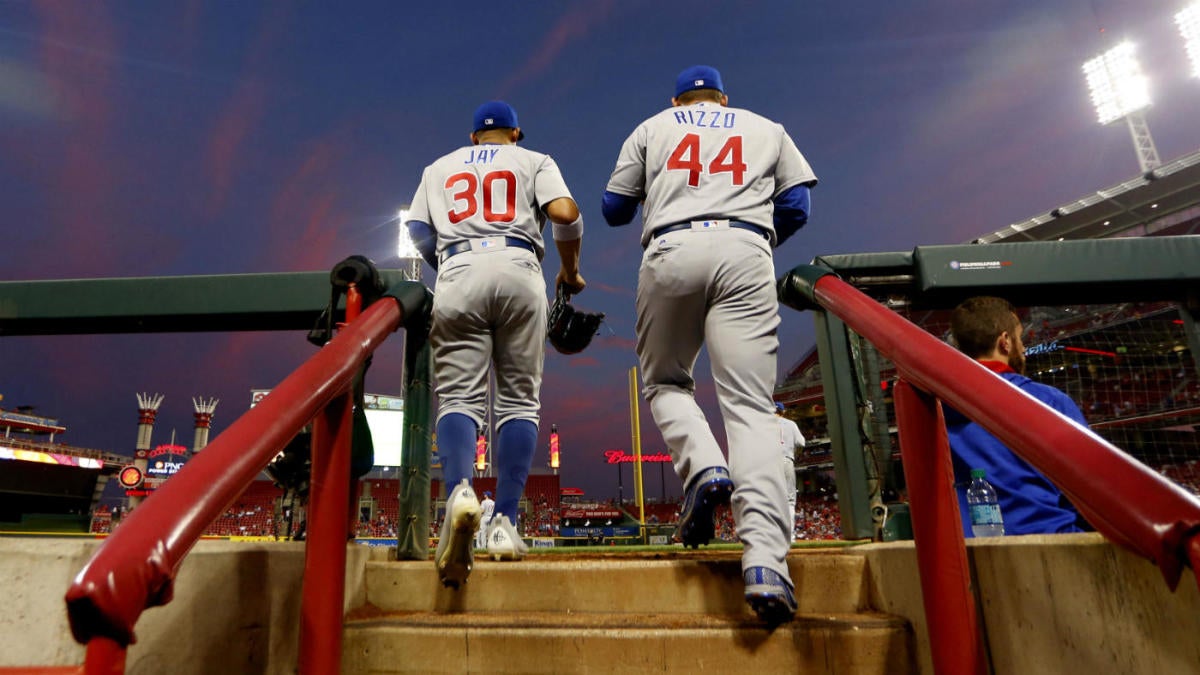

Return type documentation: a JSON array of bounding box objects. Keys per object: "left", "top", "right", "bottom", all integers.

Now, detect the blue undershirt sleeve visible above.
[
  {"left": 406, "top": 220, "right": 438, "bottom": 270},
  {"left": 772, "top": 184, "right": 811, "bottom": 246},
  {"left": 602, "top": 190, "right": 640, "bottom": 227}
]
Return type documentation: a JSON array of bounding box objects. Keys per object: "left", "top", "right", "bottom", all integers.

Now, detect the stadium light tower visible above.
[
  {"left": 475, "top": 434, "right": 489, "bottom": 474},
  {"left": 1083, "top": 41, "right": 1161, "bottom": 173},
  {"left": 1179, "top": 3, "right": 1200, "bottom": 78},
  {"left": 396, "top": 204, "right": 424, "bottom": 400},
  {"left": 397, "top": 205, "right": 422, "bottom": 282},
  {"left": 549, "top": 424, "right": 560, "bottom": 474}
]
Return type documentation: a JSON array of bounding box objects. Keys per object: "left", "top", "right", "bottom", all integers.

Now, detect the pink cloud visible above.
[
  {"left": 180, "top": 0, "right": 206, "bottom": 56},
  {"left": 264, "top": 132, "right": 354, "bottom": 271},
  {"left": 205, "top": 80, "right": 268, "bottom": 214},
  {"left": 593, "top": 335, "right": 637, "bottom": 352},
  {"left": 588, "top": 281, "right": 635, "bottom": 297},
  {"left": 593, "top": 241, "right": 632, "bottom": 268},
  {"left": 31, "top": 1, "right": 121, "bottom": 277},
  {"left": 496, "top": 2, "right": 618, "bottom": 96},
  {"left": 202, "top": 4, "right": 291, "bottom": 215}
]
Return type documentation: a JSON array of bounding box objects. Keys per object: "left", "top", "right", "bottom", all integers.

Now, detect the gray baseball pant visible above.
[
  {"left": 635, "top": 227, "right": 791, "bottom": 582},
  {"left": 431, "top": 247, "right": 546, "bottom": 430}
]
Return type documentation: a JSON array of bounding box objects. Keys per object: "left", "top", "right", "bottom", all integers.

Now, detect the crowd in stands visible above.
[
  {"left": 424, "top": 497, "right": 566, "bottom": 539},
  {"left": 93, "top": 458, "right": 1200, "bottom": 543},
  {"left": 204, "top": 481, "right": 280, "bottom": 536},
  {"left": 705, "top": 494, "right": 842, "bottom": 542},
  {"left": 356, "top": 515, "right": 396, "bottom": 538},
  {"left": 1074, "top": 368, "right": 1200, "bottom": 425},
  {"left": 634, "top": 499, "right": 681, "bottom": 525},
  {"left": 1161, "top": 460, "right": 1200, "bottom": 496},
  {"left": 88, "top": 476, "right": 851, "bottom": 542},
  {"left": 528, "top": 497, "right": 560, "bottom": 536},
  {"left": 89, "top": 505, "right": 114, "bottom": 534},
  {"left": 794, "top": 494, "right": 843, "bottom": 540}
]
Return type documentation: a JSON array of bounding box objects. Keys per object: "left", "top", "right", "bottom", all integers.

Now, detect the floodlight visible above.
[
  {"left": 397, "top": 206, "right": 421, "bottom": 260},
  {"left": 549, "top": 425, "right": 560, "bottom": 470},
  {"left": 1083, "top": 42, "right": 1152, "bottom": 125},
  {"left": 475, "top": 435, "right": 488, "bottom": 472},
  {"left": 1179, "top": 3, "right": 1200, "bottom": 78}
]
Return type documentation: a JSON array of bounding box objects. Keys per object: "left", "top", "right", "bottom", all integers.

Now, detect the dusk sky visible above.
[{"left": 2, "top": 1, "right": 1198, "bottom": 500}]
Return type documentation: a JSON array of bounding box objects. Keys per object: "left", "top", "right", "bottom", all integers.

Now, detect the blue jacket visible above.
[{"left": 945, "top": 362, "right": 1086, "bottom": 536}]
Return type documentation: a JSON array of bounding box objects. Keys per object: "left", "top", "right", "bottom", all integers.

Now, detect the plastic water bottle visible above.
[{"left": 967, "top": 469, "right": 1005, "bottom": 537}]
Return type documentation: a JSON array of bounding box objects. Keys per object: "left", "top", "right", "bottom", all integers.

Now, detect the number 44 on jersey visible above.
[{"left": 666, "top": 133, "right": 746, "bottom": 187}]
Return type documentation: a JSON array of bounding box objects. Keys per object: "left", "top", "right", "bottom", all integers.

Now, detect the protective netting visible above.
[
  {"left": 894, "top": 301, "right": 1200, "bottom": 496},
  {"left": 782, "top": 299, "right": 1200, "bottom": 537}
]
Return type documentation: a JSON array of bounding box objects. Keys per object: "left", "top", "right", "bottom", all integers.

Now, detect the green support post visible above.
[
  {"left": 396, "top": 320, "right": 433, "bottom": 560},
  {"left": 859, "top": 338, "right": 894, "bottom": 537},
  {"left": 813, "top": 310, "right": 875, "bottom": 540}
]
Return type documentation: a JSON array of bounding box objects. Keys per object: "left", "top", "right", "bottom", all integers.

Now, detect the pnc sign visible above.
[{"left": 147, "top": 460, "right": 186, "bottom": 476}]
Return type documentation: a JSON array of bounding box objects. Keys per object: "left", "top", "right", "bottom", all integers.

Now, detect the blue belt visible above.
[
  {"left": 649, "top": 220, "right": 770, "bottom": 244},
  {"left": 441, "top": 236, "right": 537, "bottom": 262}
]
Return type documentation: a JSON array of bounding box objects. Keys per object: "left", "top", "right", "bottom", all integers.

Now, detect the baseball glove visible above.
[{"left": 547, "top": 283, "right": 604, "bottom": 355}]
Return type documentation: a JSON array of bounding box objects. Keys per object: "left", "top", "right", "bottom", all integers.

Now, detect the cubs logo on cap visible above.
[
  {"left": 675, "top": 65, "right": 724, "bottom": 97},
  {"left": 473, "top": 100, "right": 525, "bottom": 140}
]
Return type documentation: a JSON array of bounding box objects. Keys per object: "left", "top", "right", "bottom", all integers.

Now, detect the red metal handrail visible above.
[
  {"left": 64, "top": 294, "right": 402, "bottom": 673},
  {"left": 892, "top": 381, "right": 986, "bottom": 675},
  {"left": 785, "top": 268, "right": 1200, "bottom": 674}
]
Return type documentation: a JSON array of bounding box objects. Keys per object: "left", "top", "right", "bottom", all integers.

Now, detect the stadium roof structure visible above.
[
  {"left": 806, "top": 235, "right": 1200, "bottom": 311},
  {"left": 973, "top": 148, "right": 1200, "bottom": 244},
  {"left": 0, "top": 408, "right": 65, "bottom": 435}
]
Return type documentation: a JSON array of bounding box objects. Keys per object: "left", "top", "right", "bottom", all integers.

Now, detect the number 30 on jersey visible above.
[
  {"left": 666, "top": 133, "right": 746, "bottom": 187},
  {"left": 444, "top": 170, "right": 517, "bottom": 224}
]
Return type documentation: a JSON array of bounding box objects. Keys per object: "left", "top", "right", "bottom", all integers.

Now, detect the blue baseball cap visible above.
[
  {"left": 473, "top": 100, "right": 525, "bottom": 140},
  {"left": 775, "top": 401, "right": 785, "bottom": 412},
  {"left": 675, "top": 65, "right": 724, "bottom": 98}
]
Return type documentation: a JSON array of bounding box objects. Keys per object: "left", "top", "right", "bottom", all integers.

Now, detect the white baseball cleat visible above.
[
  {"left": 435, "top": 480, "right": 482, "bottom": 588},
  {"left": 486, "top": 514, "right": 529, "bottom": 561}
]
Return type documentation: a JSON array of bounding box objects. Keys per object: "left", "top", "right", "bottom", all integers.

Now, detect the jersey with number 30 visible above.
[
  {"left": 409, "top": 144, "right": 574, "bottom": 260},
  {"left": 606, "top": 102, "right": 816, "bottom": 247}
]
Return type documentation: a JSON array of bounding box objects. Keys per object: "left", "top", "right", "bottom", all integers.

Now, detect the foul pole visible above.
[{"left": 628, "top": 366, "right": 646, "bottom": 541}]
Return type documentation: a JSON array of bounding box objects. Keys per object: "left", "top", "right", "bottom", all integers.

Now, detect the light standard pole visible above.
[
  {"left": 396, "top": 206, "right": 423, "bottom": 400},
  {"left": 397, "top": 205, "right": 423, "bottom": 283},
  {"left": 549, "top": 424, "right": 560, "bottom": 475}
]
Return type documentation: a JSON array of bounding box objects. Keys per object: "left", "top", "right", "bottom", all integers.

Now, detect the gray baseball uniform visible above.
[
  {"left": 606, "top": 101, "right": 816, "bottom": 580},
  {"left": 409, "top": 144, "right": 574, "bottom": 430},
  {"left": 607, "top": 103, "right": 815, "bottom": 245},
  {"left": 476, "top": 495, "right": 496, "bottom": 549},
  {"left": 778, "top": 415, "right": 806, "bottom": 539}
]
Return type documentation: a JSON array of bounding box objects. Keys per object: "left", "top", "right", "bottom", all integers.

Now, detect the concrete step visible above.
[
  {"left": 341, "top": 610, "right": 914, "bottom": 674},
  {"left": 362, "top": 549, "right": 871, "bottom": 616},
  {"left": 346, "top": 549, "right": 914, "bottom": 673}
]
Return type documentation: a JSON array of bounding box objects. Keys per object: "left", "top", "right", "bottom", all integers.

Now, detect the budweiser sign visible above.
[{"left": 604, "top": 449, "right": 671, "bottom": 464}]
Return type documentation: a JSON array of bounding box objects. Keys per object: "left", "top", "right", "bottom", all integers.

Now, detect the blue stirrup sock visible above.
[
  {"left": 436, "top": 413, "right": 477, "bottom": 490},
  {"left": 495, "top": 419, "right": 537, "bottom": 522}
]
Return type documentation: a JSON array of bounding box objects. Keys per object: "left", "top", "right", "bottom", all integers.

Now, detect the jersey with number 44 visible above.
[
  {"left": 606, "top": 102, "right": 817, "bottom": 247},
  {"left": 409, "top": 144, "right": 574, "bottom": 260}
]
